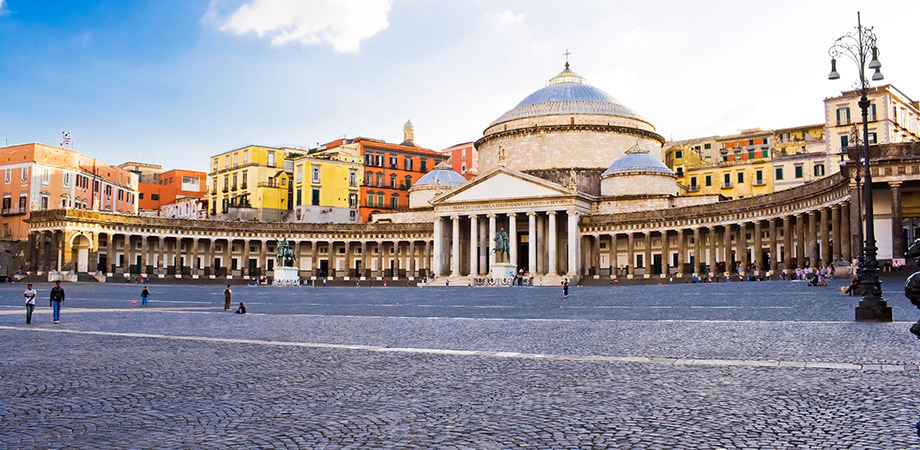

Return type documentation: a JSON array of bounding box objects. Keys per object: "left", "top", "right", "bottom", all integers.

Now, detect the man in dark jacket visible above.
[{"left": 50, "top": 280, "right": 65, "bottom": 324}]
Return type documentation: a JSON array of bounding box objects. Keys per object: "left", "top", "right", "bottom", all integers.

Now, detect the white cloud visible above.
[
  {"left": 216, "top": 0, "right": 393, "bottom": 53},
  {"left": 0, "top": 0, "right": 7, "bottom": 16},
  {"left": 484, "top": 10, "right": 525, "bottom": 28}
]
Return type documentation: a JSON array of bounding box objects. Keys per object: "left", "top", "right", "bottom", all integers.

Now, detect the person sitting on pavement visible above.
[{"left": 235, "top": 302, "right": 247, "bottom": 314}]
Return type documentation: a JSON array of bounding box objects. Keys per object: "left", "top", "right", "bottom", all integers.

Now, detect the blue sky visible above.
[{"left": 2, "top": 0, "right": 919, "bottom": 172}]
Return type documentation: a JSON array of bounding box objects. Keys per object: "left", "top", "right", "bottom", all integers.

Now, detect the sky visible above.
[{"left": 1, "top": 0, "right": 919, "bottom": 172}]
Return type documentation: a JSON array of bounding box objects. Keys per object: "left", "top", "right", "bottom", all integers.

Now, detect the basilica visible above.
[{"left": 25, "top": 64, "right": 920, "bottom": 285}]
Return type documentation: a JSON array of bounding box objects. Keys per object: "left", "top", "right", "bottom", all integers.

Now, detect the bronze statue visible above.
[
  {"left": 492, "top": 227, "right": 509, "bottom": 263},
  {"left": 276, "top": 238, "right": 296, "bottom": 267}
]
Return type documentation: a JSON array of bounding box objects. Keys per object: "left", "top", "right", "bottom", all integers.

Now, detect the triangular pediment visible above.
[{"left": 435, "top": 167, "right": 572, "bottom": 204}]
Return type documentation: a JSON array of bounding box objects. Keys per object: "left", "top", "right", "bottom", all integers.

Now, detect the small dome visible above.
[
  {"left": 413, "top": 161, "right": 466, "bottom": 187},
  {"left": 602, "top": 143, "right": 674, "bottom": 177},
  {"left": 489, "top": 65, "right": 647, "bottom": 128}
]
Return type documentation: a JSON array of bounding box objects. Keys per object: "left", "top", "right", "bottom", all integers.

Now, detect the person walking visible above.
[
  {"left": 50, "top": 280, "right": 65, "bottom": 324},
  {"left": 562, "top": 279, "right": 569, "bottom": 299},
  {"left": 223, "top": 284, "right": 232, "bottom": 311},
  {"left": 24, "top": 283, "right": 36, "bottom": 324},
  {"left": 140, "top": 286, "right": 150, "bottom": 307}
]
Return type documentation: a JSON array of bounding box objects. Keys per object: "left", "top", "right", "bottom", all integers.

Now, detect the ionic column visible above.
[
  {"left": 124, "top": 235, "right": 133, "bottom": 274},
  {"left": 535, "top": 213, "right": 545, "bottom": 275},
  {"left": 393, "top": 241, "right": 400, "bottom": 277},
  {"left": 643, "top": 232, "right": 652, "bottom": 277},
  {"left": 738, "top": 223, "right": 748, "bottom": 276},
  {"left": 677, "top": 229, "right": 685, "bottom": 277},
  {"left": 806, "top": 211, "right": 817, "bottom": 268},
  {"left": 451, "top": 215, "right": 460, "bottom": 276},
  {"left": 140, "top": 235, "right": 149, "bottom": 274},
  {"left": 528, "top": 212, "right": 537, "bottom": 274},
  {"left": 479, "top": 219, "right": 488, "bottom": 275},
  {"left": 783, "top": 216, "right": 793, "bottom": 272},
  {"left": 626, "top": 233, "right": 635, "bottom": 277},
  {"left": 508, "top": 213, "right": 518, "bottom": 269},
  {"left": 469, "top": 215, "right": 479, "bottom": 276},
  {"left": 88, "top": 232, "right": 100, "bottom": 273},
  {"left": 424, "top": 240, "right": 431, "bottom": 275},
  {"left": 722, "top": 225, "right": 732, "bottom": 276},
  {"left": 566, "top": 211, "right": 578, "bottom": 277},
  {"left": 832, "top": 205, "right": 842, "bottom": 262},
  {"left": 547, "top": 212, "right": 557, "bottom": 276},
  {"left": 692, "top": 228, "right": 701, "bottom": 275},
  {"left": 609, "top": 233, "right": 618, "bottom": 278},
  {"left": 409, "top": 241, "right": 416, "bottom": 278},
  {"left": 891, "top": 181, "right": 904, "bottom": 259},
  {"left": 753, "top": 221, "right": 762, "bottom": 274},
  {"left": 819, "top": 208, "right": 830, "bottom": 265},
  {"left": 487, "top": 214, "right": 496, "bottom": 270},
  {"left": 361, "top": 241, "right": 368, "bottom": 277},
  {"left": 795, "top": 214, "right": 806, "bottom": 269},
  {"left": 768, "top": 219, "right": 778, "bottom": 273},
  {"left": 708, "top": 227, "right": 718, "bottom": 276},
  {"left": 241, "top": 238, "right": 250, "bottom": 277},
  {"left": 661, "top": 230, "right": 670, "bottom": 276},
  {"left": 433, "top": 217, "right": 443, "bottom": 276}
]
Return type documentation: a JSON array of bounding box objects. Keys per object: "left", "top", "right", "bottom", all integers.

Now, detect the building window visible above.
[
  {"left": 311, "top": 188, "right": 320, "bottom": 206},
  {"left": 389, "top": 156, "right": 397, "bottom": 168},
  {"left": 675, "top": 150, "right": 683, "bottom": 159},
  {"left": 139, "top": 193, "right": 144, "bottom": 200},
  {"left": 62, "top": 173, "right": 71, "bottom": 187},
  {"left": 224, "top": 155, "right": 230, "bottom": 169},
  {"left": 794, "top": 165, "right": 803, "bottom": 179},
  {"left": 748, "top": 139, "right": 754, "bottom": 146},
  {"left": 21, "top": 167, "right": 29, "bottom": 185},
  {"left": 405, "top": 157, "right": 413, "bottom": 171},
  {"left": 376, "top": 154, "right": 384, "bottom": 166},
  {"left": 836, "top": 107, "right": 851, "bottom": 126},
  {"left": 840, "top": 135, "right": 848, "bottom": 149},
  {"left": 349, "top": 192, "right": 358, "bottom": 208},
  {"left": 151, "top": 194, "right": 160, "bottom": 201},
  {"left": 376, "top": 173, "right": 383, "bottom": 187},
  {"left": 390, "top": 194, "right": 399, "bottom": 209},
  {"left": 105, "top": 185, "right": 112, "bottom": 198},
  {"left": 241, "top": 171, "right": 247, "bottom": 188},
  {"left": 814, "top": 164, "right": 825, "bottom": 176},
  {"left": 223, "top": 175, "right": 229, "bottom": 189},
  {"left": 4, "top": 169, "right": 9, "bottom": 184},
  {"left": 40, "top": 195, "right": 49, "bottom": 210},
  {"left": 636, "top": 254, "right": 644, "bottom": 269},
  {"left": 118, "top": 189, "right": 124, "bottom": 201},
  {"left": 231, "top": 173, "right": 237, "bottom": 190},
  {"left": 676, "top": 167, "right": 683, "bottom": 177},
  {"left": 296, "top": 165, "right": 303, "bottom": 183},
  {"left": 267, "top": 151, "right": 275, "bottom": 167},
  {"left": 233, "top": 153, "right": 238, "bottom": 167},
  {"left": 19, "top": 194, "right": 27, "bottom": 210},
  {"left": 367, "top": 192, "right": 375, "bottom": 207},
  {"left": 723, "top": 173, "right": 731, "bottom": 187},
  {"left": 737, "top": 172, "right": 744, "bottom": 183},
  {"left": 349, "top": 169, "right": 357, "bottom": 187},
  {"left": 775, "top": 167, "right": 784, "bottom": 180},
  {"left": 243, "top": 150, "right": 248, "bottom": 164},
  {"left": 377, "top": 194, "right": 384, "bottom": 207},
  {"left": 461, "top": 162, "right": 467, "bottom": 173},
  {"left": 461, "top": 148, "right": 467, "bottom": 158},
  {"left": 311, "top": 166, "right": 321, "bottom": 183},
  {"left": 868, "top": 132, "right": 877, "bottom": 144},
  {"left": 705, "top": 175, "right": 711, "bottom": 187},
  {"left": 390, "top": 174, "right": 397, "bottom": 188},
  {"left": 704, "top": 143, "right": 711, "bottom": 149},
  {"left": 690, "top": 176, "right": 697, "bottom": 188},
  {"left": 420, "top": 159, "right": 427, "bottom": 172},
  {"left": 870, "top": 103, "right": 877, "bottom": 121},
  {"left": 213, "top": 159, "right": 218, "bottom": 171},
  {"left": 296, "top": 189, "right": 302, "bottom": 206}
]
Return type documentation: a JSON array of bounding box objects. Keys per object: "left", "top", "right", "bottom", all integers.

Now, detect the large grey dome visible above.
[
  {"left": 489, "top": 65, "right": 647, "bottom": 127},
  {"left": 602, "top": 144, "right": 674, "bottom": 178},
  {"left": 413, "top": 161, "right": 466, "bottom": 187}
]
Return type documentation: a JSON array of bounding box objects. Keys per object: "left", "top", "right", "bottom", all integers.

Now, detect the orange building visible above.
[
  {"left": 350, "top": 121, "right": 448, "bottom": 222},
  {"left": 0, "top": 143, "right": 138, "bottom": 240},
  {"left": 440, "top": 141, "right": 478, "bottom": 180},
  {"left": 132, "top": 169, "right": 207, "bottom": 213}
]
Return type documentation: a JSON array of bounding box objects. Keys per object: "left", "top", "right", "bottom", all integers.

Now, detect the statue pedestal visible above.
[
  {"left": 273, "top": 266, "right": 300, "bottom": 286},
  {"left": 491, "top": 263, "right": 516, "bottom": 279}
]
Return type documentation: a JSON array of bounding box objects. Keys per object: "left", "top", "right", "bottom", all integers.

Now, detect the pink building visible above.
[{"left": 440, "top": 141, "right": 478, "bottom": 180}]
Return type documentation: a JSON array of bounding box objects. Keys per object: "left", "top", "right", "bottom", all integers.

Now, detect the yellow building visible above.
[
  {"left": 209, "top": 145, "right": 296, "bottom": 222},
  {"left": 772, "top": 124, "right": 831, "bottom": 191},
  {"left": 291, "top": 141, "right": 363, "bottom": 223},
  {"left": 666, "top": 129, "right": 774, "bottom": 199}
]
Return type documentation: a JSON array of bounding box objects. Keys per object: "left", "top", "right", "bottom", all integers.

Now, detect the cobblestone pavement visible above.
[{"left": 1, "top": 280, "right": 919, "bottom": 449}]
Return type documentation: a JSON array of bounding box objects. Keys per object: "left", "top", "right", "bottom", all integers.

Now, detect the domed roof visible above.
[
  {"left": 602, "top": 143, "right": 674, "bottom": 177},
  {"left": 413, "top": 161, "right": 466, "bottom": 188},
  {"left": 489, "top": 65, "right": 647, "bottom": 127}
]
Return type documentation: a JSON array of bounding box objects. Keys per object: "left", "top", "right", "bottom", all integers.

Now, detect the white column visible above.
[
  {"left": 487, "top": 214, "right": 496, "bottom": 270},
  {"left": 567, "top": 210, "right": 579, "bottom": 277},
  {"left": 432, "top": 217, "right": 442, "bottom": 276},
  {"left": 508, "top": 213, "right": 518, "bottom": 269},
  {"left": 527, "top": 212, "right": 536, "bottom": 273},
  {"left": 469, "top": 215, "right": 479, "bottom": 277},
  {"left": 450, "top": 215, "right": 460, "bottom": 276},
  {"left": 479, "top": 219, "right": 488, "bottom": 275},
  {"left": 547, "top": 211, "right": 557, "bottom": 275}
]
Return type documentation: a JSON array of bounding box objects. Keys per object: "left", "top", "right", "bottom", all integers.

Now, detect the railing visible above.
[
  {"left": 686, "top": 185, "right": 700, "bottom": 193},
  {"left": 753, "top": 180, "right": 766, "bottom": 187},
  {"left": 721, "top": 183, "right": 733, "bottom": 189},
  {"left": 1, "top": 207, "right": 27, "bottom": 215}
]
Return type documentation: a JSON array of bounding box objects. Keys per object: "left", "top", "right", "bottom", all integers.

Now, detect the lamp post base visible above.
[{"left": 855, "top": 301, "right": 893, "bottom": 322}]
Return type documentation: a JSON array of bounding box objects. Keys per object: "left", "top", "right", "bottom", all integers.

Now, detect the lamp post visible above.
[{"left": 828, "top": 12, "right": 892, "bottom": 322}]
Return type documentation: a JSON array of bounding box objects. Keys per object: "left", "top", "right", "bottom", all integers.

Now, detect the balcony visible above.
[
  {"left": 686, "top": 185, "right": 700, "bottom": 193},
  {"left": 753, "top": 180, "right": 766, "bottom": 187},
  {"left": 1, "top": 206, "right": 27, "bottom": 215},
  {"left": 210, "top": 189, "right": 217, "bottom": 196},
  {"left": 222, "top": 187, "right": 229, "bottom": 193},
  {"left": 240, "top": 183, "right": 247, "bottom": 190},
  {"left": 231, "top": 184, "right": 238, "bottom": 191},
  {"left": 721, "top": 183, "right": 733, "bottom": 190}
]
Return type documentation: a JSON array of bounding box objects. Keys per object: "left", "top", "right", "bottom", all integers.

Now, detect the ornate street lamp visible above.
[{"left": 828, "top": 12, "right": 892, "bottom": 321}]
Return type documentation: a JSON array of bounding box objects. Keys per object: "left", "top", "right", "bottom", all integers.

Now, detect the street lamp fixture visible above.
[{"left": 827, "top": 12, "right": 892, "bottom": 322}]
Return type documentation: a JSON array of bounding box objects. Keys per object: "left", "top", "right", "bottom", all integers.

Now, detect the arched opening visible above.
[{"left": 71, "top": 234, "right": 92, "bottom": 273}]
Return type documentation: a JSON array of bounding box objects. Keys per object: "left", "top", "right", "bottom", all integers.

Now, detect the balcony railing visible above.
[
  {"left": 686, "top": 185, "right": 700, "bottom": 193},
  {"left": 721, "top": 183, "right": 733, "bottom": 189},
  {"left": 1, "top": 207, "right": 27, "bottom": 215},
  {"left": 753, "top": 180, "right": 766, "bottom": 187},
  {"left": 222, "top": 187, "right": 229, "bottom": 193}
]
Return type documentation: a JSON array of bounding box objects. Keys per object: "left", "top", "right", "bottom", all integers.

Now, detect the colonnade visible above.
[{"left": 432, "top": 209, "right": 581, "bottom": 278}]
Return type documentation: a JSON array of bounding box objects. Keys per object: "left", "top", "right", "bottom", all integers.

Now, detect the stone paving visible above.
[{"left": 1, "top": 278, "right": 919, "bottom": 449}]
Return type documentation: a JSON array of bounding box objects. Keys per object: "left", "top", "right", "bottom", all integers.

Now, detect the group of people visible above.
[
  {"left": 223, "top": 285, "right": 246, "bottom": 314},
  {"left": 22, "top": 281, "right": 65, "bottom": 324}
]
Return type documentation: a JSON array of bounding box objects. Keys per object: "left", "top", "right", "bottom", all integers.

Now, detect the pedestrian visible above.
[
  {"left": 235, "top": 302, "right": 247, "bottom": 314},
  {"left": 24, "top": 283, "right": 36, "bottom": 324},
  {"left": 223, "top": 284, "right": 232, "bottom": 311},
  {"left": 140, "top": 286, "right": 150, "bottom": 307},
  {"left": 562, "top": 279, "right": 569, "bottom": 299},
  {"left": 50, "top": 280, "right": 65, "bottom": 324}
]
